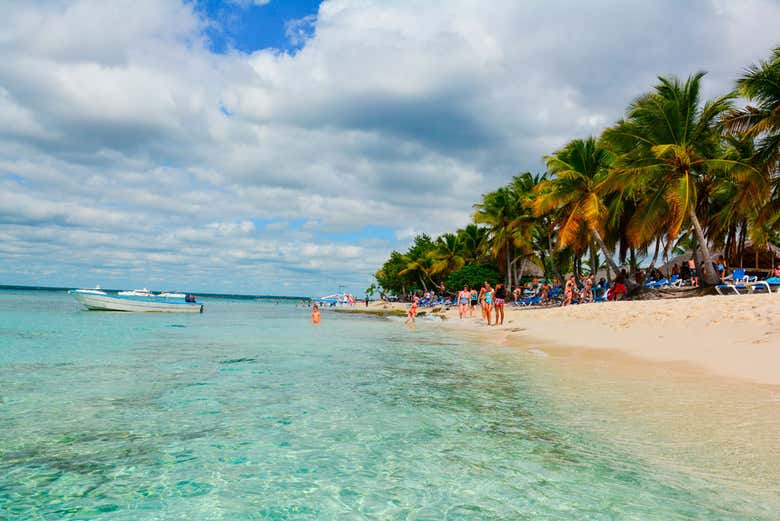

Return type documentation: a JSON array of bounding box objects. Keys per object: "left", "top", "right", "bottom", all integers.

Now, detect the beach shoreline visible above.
[{"left": 339, "top": 293, "right": 780, "bottom": 386}]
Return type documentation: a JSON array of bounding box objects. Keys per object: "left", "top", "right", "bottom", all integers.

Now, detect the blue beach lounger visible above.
[{"left": 716, "top": 269, "right": 771, "bottom": 295}]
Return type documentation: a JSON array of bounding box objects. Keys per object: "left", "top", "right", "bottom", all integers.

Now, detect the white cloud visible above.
[{"left": 1, "top": 0, "right": 779, "bottom": 294}]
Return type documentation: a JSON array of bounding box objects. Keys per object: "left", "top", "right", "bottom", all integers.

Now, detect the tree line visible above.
[{"left": 376, "top": 46, "right": 780, "bottom": 295}]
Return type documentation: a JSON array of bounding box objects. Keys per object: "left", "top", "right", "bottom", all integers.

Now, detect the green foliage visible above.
[
  {"left": 445, "top": 264, "right": 501, "bottom": 291},
  {"left": 375, "top": 251, "right": 408, "bottom": 295}
]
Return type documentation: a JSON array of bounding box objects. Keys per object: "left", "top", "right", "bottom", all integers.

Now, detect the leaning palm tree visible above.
[
  {"left": 602, "top": 72, "right": 742, "bottom": 285},
  {"left": 398, "top": 254, "right": 435, "bottom": 292},
  {"left": 534, "top": 137, "right": 624, "bottom": 280}
]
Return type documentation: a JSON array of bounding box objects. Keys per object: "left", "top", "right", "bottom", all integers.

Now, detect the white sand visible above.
[{"left": 367, "top": 293, "right": 780, "bottom": 385}]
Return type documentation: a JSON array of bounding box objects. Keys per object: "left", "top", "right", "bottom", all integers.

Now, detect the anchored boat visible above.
[{"left": 69, "top": 288, "right": 204, "bottom": 313}]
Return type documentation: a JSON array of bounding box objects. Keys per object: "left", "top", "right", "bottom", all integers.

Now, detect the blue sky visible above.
[
  {"left": 195, "top": 0, "right": 322, "bottom": 54},
  {"left": 1, "top": 0, "right": 779, "bottom": 296}
]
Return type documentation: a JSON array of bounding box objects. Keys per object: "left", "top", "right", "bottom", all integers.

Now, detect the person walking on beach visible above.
[
  {"left": 484, "top": 283, "right": 493, "bottom": 326},
  {"left": 311, "top": 303, "right": 321, "bottom": 325},
  {"left": 469, "top": 288, "right": 478, "bottom": 317},
  {"left": 478, "top": 282, "right": 487, "bottom": 320},
  {"left": 493, "top": 282, "right": 505, "bottom": 325},
  {"left": 404, "top": 295, "right": 419, "bottom": 325},
  {"left": 457, "top": 285, "right": 471, "bottom": 319}
]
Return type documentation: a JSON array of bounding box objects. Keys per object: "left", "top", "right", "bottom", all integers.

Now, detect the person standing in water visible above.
[
  {"left": 404, "top": 295, "right": 419, "bottom": 325},
  {"left": 311, "top": 303, "right": 321, "bottom": 325}
]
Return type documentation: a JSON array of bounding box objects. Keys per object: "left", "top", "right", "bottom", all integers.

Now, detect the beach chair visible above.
[
  {"left": 765, "top": 277, "right": 780, "bottom": 293},
  {"left": 716, "top": 270, "right": 770, "bottom": 295},
  {"left": 721, "top": 269, "right": 757, "bottom": 285},
  {"left": 516, "top": 295, "right": 541, "bottom": 307},
  {"left": 655, "top": 274, "right": 682, "bottom": 288},
  {"left": 647, "top": 278, "right": 668, "bottom": 288}
]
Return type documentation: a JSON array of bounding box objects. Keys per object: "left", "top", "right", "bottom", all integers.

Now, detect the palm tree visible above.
[
  {"left": 602, "top": 73, "right": 741, "bottom": 285},
  {"left": 534, "top": 137, "right": 624, "bottom": 280},
  {"left": 430, "top": 233, "right": 466, "bottom": 277},
  {"left": 456, "top": 224, "right": 489, "bottom": 263},
  {"left": 473, "top": 186, "right": 521, "bottom": 286},
  {"left": 506, "top": 172, "right": 546, "bottom": 283},
  {"left": 398, "top": 254, "right": 435, "bottom": 292},
  {"left": 722, "top": 46, "right": 780, "bottom": 239}
]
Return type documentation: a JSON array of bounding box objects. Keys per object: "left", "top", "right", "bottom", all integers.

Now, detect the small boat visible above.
[
  {"left": 69, "top": 288, "right": 204, "bottom": 313},
  {"left": 315, "top": 292, "right": 357, "bottom": 307}
]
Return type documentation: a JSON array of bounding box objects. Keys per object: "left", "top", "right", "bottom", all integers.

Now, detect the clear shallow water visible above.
[{"left": 1, "top": 291, "right": 778, "bottom": 520}]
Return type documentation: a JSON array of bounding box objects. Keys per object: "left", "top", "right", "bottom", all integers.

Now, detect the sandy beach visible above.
[{"left": 355, "top": 293, "right": 780, "bottom": 386}]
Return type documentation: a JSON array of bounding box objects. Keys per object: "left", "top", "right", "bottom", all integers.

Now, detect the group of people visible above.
[
  {"left": 455, "top": 281, "right": 507, "bottom": 325},
  {"left": 639, "top": 256, "right": 706, "bottom": 287}
]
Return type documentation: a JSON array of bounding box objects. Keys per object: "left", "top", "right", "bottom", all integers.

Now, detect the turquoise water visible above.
[{"left": 0, "top": 291, "right": 777, "bottom": 519}]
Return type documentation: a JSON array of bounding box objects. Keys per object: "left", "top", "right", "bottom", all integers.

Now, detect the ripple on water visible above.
[{"left": 1, "top": 292, "right": 778, "bottom": 519}]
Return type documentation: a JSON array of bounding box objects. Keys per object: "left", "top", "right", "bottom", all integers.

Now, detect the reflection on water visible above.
[{"left": 0, "top": 291, "right": 778, "bottom": 519}]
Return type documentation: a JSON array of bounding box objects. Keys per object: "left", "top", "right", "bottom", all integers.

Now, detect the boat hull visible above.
[{"left": 70, "top": 291, "right": 204, "bottom": 313}]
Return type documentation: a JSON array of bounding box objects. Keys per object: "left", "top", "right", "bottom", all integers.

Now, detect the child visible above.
[
  {"left": 404, "top": 295, "right": 419, "bottom": 325},
  {"left": 311, "top": 304, "right": 321, "bottom": 324}
]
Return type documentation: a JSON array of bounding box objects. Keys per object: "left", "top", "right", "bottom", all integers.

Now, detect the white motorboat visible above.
[
  {"left": 69, "top": 288, "right": 204, "bottom": 313},
  {"left": 315, "top": 292, "right": 357, "bottom": 306}
]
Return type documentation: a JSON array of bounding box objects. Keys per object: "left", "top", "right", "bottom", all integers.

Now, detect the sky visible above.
[{"left": 1, "top": 0, "right": 779, "bottom": 296}]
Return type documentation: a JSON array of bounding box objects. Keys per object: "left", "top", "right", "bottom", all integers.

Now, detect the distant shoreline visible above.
[{"left": 0, "top": 284, "right": 310, "bottom": 301}]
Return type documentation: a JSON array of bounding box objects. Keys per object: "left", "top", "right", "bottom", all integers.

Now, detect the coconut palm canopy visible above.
[{"left": 376, "top": 45, "right": 780, "bottom": 295}]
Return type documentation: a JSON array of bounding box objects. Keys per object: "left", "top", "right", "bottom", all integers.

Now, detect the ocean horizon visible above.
[{"left": 0, "top": 285, "right": 311, "bottom": 302}]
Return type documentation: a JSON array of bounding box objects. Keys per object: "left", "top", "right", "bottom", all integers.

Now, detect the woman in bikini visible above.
[
  {"left": 457, "top": 285, "right": 470, "bottom": 319},
  {"left": 493, "top": 282, "right": 505, "bottom": 325},
  {"left": 478, "top": 282, "right": 487, "bottom": 321},
  {"left": 563, "top": 275, "right": 576, "bottom": 306},
  {"left": 483, "top": 283, "right": 493, "bottom": 326}
]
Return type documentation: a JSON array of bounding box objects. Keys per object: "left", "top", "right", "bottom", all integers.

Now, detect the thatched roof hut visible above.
[{"left": 660, "top": 241, "right": 780, "bottom": 275}]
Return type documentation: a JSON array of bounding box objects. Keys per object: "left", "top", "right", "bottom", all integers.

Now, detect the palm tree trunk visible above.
[
  {"left": 418, "top": 275, "right": 427, "bottom": 292},
  {"left": 649, "top": 237, "right": 661, "bottom": 268},
  {"left": 589, "top": 241, "right": 598, "bottom": 277},
  {"left": 506, "top": 243, "right": 512, "bottom": 289},
  {"left": 591, "top": 229, "right": 622, "bottom": 279},
  {"left": 688, "top": 208, "right": 718, "bottom": 285},
  {"left": 547, "top": 227, "right": 564, "bottom": 284}
]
